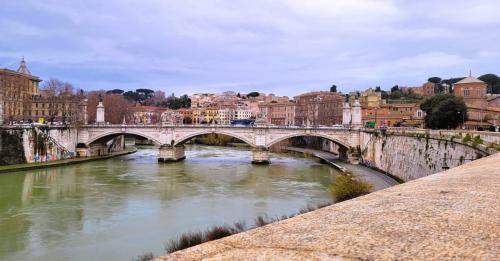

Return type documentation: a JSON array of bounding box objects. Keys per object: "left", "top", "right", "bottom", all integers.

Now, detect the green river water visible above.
[{"left": 0, "top": 145, "right": 340, "bottom": 260}]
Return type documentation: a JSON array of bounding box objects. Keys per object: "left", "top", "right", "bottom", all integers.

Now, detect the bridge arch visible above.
[
  {"left": 266, "top": 133, "right": 351, "bottom": 149},
  {"left": 86, "top": 130, "right": 162, "bottom": 146},
  {"left": 173, "top": 130, "right": 255, "bottom": 147}
]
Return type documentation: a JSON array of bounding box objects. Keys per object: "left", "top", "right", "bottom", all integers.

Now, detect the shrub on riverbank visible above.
[{"left": 329, "top": 175, "right": 373, "bottom": 202}]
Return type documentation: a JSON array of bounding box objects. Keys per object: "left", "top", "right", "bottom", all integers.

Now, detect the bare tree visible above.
[{"left": 87, "top": 91, "right": 132, "bottom": 124}]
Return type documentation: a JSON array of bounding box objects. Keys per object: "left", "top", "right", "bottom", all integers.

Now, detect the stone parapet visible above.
[{"left": 155, "top": 153, "right": 500, "bottom": 260}]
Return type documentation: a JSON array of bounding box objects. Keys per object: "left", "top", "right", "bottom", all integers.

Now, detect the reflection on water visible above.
[{"left": 0, "top": 145, "right": 339, "bottom": 261}]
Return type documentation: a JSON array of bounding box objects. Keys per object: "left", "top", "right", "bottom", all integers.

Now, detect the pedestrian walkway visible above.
[{"left": 286, "top": 147, "right": 399, "bottom": 190}]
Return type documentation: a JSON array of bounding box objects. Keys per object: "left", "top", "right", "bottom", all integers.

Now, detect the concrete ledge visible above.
[
  {"left": 155, "top": 153, "right": 500, "bottom": 260},
  {"left": 0, "top": 148, "right": 137, "bottom": 174}
]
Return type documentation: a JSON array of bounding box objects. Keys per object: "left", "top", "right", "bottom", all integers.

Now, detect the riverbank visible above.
[
  {"left": 285, "top": 147, "right": 400, "bottom": 190},
  {"left": 0, "top": 147, "right": 137, "bottom": 174},
  {"left": 156, "top": 152, "right": 500, "bottom": 261}
]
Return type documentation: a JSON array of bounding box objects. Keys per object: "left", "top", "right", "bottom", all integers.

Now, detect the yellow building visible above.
[
  {"left": 360, "top": 88, "right": 382, "bottom": 108},
  {"left": 205, "top": 107, "right": 219, "bottom": 124}
]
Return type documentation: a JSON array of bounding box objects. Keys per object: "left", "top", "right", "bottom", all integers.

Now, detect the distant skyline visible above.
[{"left": 1, "top": 0, "right": 500, "bottom": 96}]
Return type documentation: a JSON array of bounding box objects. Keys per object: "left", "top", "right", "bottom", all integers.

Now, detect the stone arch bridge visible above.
[{"left": 77, "top": 124, "right": 361, "bottom": 164}]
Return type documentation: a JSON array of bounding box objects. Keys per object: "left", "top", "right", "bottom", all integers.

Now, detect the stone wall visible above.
[
  {"left": 0, "top": 129, "right": 26, "bottom": 165},
  {"left": 0, "top": 127, "right": 78, "bottom": 165},
  {"left": 360, "top": 131, "right": 490, "bottom": 181}
]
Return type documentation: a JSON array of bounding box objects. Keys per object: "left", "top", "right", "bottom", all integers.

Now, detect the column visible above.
[
  {"left": 342, "top": 102, "right": 351, "bottom": 127},
  {"left": 252, "top": 146, "right": 270, "bottom": 164},
  {"left": 158, "top": 144, "right": 186, "bottom": 163},
  {"left": 351, "top": 99, "right": 362, "bottom": 128},
  {"left": 96, "top": 101, "right": 105, "bottom": 123},
  {"left": 79, "top": 98, "right": 88, "bottom": 124}
]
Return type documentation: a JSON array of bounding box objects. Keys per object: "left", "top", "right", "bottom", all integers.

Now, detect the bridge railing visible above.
[{"left": 82, "top": 123, "right": 352, "bottom": 131}]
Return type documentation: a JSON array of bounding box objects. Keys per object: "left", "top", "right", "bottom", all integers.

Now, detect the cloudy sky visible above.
[{"left": 1, "top": 0, "right": 500, "bottom": 96}]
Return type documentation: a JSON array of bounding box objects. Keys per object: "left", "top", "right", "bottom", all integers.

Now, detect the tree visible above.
[
  {"left": 375, "top": 86, "right": 381, "bottom": 92},
  {"left": 478, "top": 74, "right": 499, "bottom": 94},
  {"left": 237, "top": 93, "right": 241, "bottom": 98},
  {"left": 106, "top": 89, "right": 124, "bottom": 95},
  {"left": 421, "top": 94, "right": 468, "bottom": 129},
  {"left": 87, "top": 91, "right": 132, "bottom": 123},
  {"left": 330, "top": 85, "right": 337, "bottom": 92},
  {"left": 390, "top": 90, "right": 402, "bottom": 99},
  {"left": 123, "top": 91, "right": 140, "bottom": 102},
  {"left": 39, "top": 78, "right": 77, "bottom": 123},
  {"left": 390, "top": 85, "right": 399, "bottom": 92},
  {"left": 494, "top": 82, "right": 500, "bottom": 94},
  {"left": 428, "top": 77, "right": 442, "bottom": 84},
  {"left": 247, "top": 92, "right": 260, "bottom": 97}
]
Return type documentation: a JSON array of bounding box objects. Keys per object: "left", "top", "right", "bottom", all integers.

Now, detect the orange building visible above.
[
  {"left": 453, "top": 76, "right": 488, "bottom": 107},
  {"left": 362, "top": 103, "right": 424, "bottom": 127}
]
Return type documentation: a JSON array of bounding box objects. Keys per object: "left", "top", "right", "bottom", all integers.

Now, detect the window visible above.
[{"left": 463, "top": 88, "right": 469, "bottom": 97}]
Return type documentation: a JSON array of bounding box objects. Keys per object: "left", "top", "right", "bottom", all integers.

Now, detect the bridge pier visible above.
[
  {"left": 252, "top": 147, "right": 270, "bottom": 164},
  {"left": 338, "top": 146, "right": 360, "bottom": 164},
  {"left": 158, "top": 144, "right": 186, "bottom": 163}
]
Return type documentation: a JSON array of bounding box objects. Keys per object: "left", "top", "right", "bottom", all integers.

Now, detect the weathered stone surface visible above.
[
  {"left": 360, "top": 132, "right": 489, "bottom": 181},
  {"left": 155, "top": 153, "right": 500, "bottom": 261}
]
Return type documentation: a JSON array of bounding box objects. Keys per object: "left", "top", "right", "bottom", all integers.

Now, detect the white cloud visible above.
[{"left": 0, "top": 0, "right": 499, "bottom": 95}]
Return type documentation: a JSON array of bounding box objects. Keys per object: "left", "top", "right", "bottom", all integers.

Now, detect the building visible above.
[
  {"left": 453, "top": 76, "right": 488, "bottom": 108},
  {"left": 234, "top": 109, "right": 253, "bottom": 120},
  {"left": 176, "top": 108, "right": 193, "bottom": 123},
  {"left": 29, "top": 94, "right": 80, "bottom": 123},
  {"left": 362, "top": 103, "right": 424, "bottom": 127},
  {"left": 359, "top": 88, "right": 382, "bottom": 108},
  {"left": 217, "top": 109, "right": 233, "bottom": 125},
  {"left": 294, "top": 91, "right": 343, "bottom": 126},
  {"left": 192, "top": 108, "right": 206, "bottom": 124},
  {"left": 127, "top": 104, "right": 169, "bottom": 124},
  {"left": 422, "top": 81, "right": 438, "bottom": 97},
  {"left": 0, "top": 58, "right": 41, "bottom": 123},
  {"left": 258, "top": 102, "right": 295, "bottom": 125}
]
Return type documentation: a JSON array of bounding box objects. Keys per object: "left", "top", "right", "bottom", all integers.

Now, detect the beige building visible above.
[{"left": 0, "top": 58, "right": 41, "bottom": 123}]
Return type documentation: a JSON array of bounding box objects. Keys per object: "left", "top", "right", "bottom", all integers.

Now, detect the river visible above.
[{"left": 0, "top": 145, "right": 358, "bottom": 260}]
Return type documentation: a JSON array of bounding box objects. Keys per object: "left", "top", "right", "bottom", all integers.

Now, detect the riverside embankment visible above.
[
  {"left": 156, "top": 152, "right": 500, "bottom": 260},
  {"left": 0, "top": 148, "right": 136, "bottom": 174},
  {"left": 285, "top": 147, "right": 400, "bottom": 190}
]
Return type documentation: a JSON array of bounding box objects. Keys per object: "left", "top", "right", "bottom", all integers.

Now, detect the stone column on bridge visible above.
[
  {"left": 252, "top": 146, "right": 270, "bottom": 164},
  {"left": 342, "top": 102, "right": 351, "bottom": 127},
  {"left": 96, "top": 95, "right": 105, "bottom": 124},
  {"left": 78, "top": 98, "right": 88, "bottom": 125},
  {"left": 351, "top": 99, "right": 362, "bottom": 128},
  {"left": 158, "top": 144, "right": 186, "bottom": 163}
]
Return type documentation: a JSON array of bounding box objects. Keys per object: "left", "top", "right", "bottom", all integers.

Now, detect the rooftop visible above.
[{"left": 455, "top": 76, "right": 485, "bottom": 85}]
